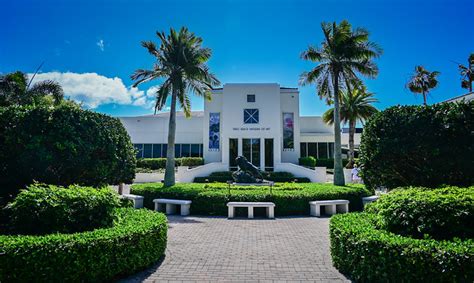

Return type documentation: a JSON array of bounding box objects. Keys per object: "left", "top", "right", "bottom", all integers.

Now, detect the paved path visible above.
[{"left": 121, "top": 216, "right": 350, "bottom": 282}]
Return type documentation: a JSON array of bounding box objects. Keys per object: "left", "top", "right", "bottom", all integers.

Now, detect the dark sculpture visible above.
[{"left": 232, "top": 156, "right": 264, "bottom": 183}]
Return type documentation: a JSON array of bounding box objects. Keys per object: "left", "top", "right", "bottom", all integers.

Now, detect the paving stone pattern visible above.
[{"left": 121, "top": 216, "right": 350, "bottom": 283}]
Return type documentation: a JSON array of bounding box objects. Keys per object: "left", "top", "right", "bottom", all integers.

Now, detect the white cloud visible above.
[
  {"left": 29, "top": 72, "right": 152, "bottom": 108},
  {"left": 96, "top": 39, "right": 105, "bottom": 51}
]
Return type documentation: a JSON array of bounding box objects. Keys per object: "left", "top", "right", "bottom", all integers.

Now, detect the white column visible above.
[
  {"left": 260, "top": 138, "right": 265, "bottom": 171},
  {"left": 248, "top": 206, "right": 254, "bottom": 219},
  {"left": 228, "top": 206, "right": 234, "bottom": 218},
  {"left": 238, "top": 138, "right": 243, "bottom": 157}
]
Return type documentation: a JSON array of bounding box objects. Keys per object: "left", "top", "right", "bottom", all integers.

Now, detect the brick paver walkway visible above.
[{"left": 121, "top": 216, "right": 350, "bottom": 282}]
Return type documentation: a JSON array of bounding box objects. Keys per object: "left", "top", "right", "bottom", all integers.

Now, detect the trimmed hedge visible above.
[
  {"left": 137, "top": 157, "right": 204, "bottom": 169},
  {"left": 365, "top": 186, "right": 474, "bottom": 240},
  {"left": 299, "top": 156, "right": 316, "bottom": 168},
  {"left": 194, "top": 171, "right": 311, "bottom": 183},
  {"left": 0, "top": 208, "right": 168, "bottom": 282},
  {"left": 131, "top": 183, "right": 370, "bottom": 216},
  {"left": 316, "top": 158, "right": 349, "bottom": 169},
  {"left": 359, "top": 102, "right": 474, "bottom": 189},
  {"left": 6, "top": 184, "right": 121, "bottom": 235},
  {"left": 330, "top": 213, "right": 474, "bottom": 282},
  {"left": 0, "top": 103, "right": 136, "bottom": 199}
]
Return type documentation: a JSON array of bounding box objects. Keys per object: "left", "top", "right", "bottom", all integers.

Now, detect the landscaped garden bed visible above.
[
  {"left": 0, "top": 184, "right": 168, "bottom": 282},
  {"left": 131, "top": 182, "right": 371, "bottom": 216},
  {"left": 329, "top": 186, "right": 474, "bottom": 282}
]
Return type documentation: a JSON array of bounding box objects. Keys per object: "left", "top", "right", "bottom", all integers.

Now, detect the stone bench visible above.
[
  {"left": 227, "top": 202, "right": 275, "bottom": 219},
  {"left": 122, "top": 194, "right": 144, "bottom": 209},
  {"left": 153, "top": 199, "right": 192, "bottom": 216},
  {"left": 309, "top": 200, "right": 349, "bottom": 217},
  {"left": 362, "top": 195, "right": 380, "bottom": 206}
]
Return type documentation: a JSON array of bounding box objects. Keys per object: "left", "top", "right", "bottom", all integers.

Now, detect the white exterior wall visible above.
[
  {"left": 120, "top": 113, "right": 203, "bottom": 144},
  {"left": 203, "top": 90, "right": 223, "bottom": 163},
  {"left": 280, "top": 89, "right": 300, "bottom": 164}
]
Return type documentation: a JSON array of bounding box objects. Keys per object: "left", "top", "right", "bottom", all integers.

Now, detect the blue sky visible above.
[{"left": 1, "top": 0, "right": 472, "bottom": 117}]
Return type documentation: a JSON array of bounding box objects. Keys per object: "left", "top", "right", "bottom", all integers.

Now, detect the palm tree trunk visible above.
[
  {"left": 332, "top": 72, "right": 345, "bottom": 186},
  {"left": 348, "top": 119, "right": 356, "bottom": 168},
  {"left": 422, "top": 90, "right": 427, "bottom": 105},
  {"left": 164, "top": 89, "right": 177, "bottom": 187}
]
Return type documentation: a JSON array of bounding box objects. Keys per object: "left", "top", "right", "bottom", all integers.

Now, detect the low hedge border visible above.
[
  {"left": 131, "top": 183, "right": 370, "bottom": 216},
  {"left": 137, "top": 157, "right": 204, "bottom": 169},
  {"left": 330, "top": 212, "right": 474, "bottom": 282},
  {"left": 0, "top": 208, "right": 168, "bottom": 282}
]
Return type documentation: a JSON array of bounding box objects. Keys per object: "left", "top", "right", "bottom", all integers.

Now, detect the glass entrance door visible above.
[
  {"left": 264, "top": 139, "right": 274, "bottom": 171},
  {"left": 229, "top": 138, "right": 238, "bottom": 171},
  {"left": 242, "top": 138, "right": 260, "bottom": 168}
]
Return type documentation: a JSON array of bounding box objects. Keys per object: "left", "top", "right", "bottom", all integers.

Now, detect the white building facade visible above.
[{"left": 119, "top": 83, "right": 361, "bottom": 172}]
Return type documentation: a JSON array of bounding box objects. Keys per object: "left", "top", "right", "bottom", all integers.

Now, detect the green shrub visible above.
[
  {"left": 0, "top": 104, "right": 136, "bottom": 199},
  {"left": 137, "top": 158, "right": 167, "bottom": 169},
  {"left": 359, "top": 102, "right": 474, "bottom": 190},
  {"left": 131, "top": 183, "right": 370, "bottom": 215},
  {"left": 193, "top": 171, "right": 311, "bottom": 183},
  {"left": 299, "top": 156, "right": 316, "bottom": 167},
  {"left": 330, "top": 213, "right": 474, "bottom": 282},
  {"left": 0, "top": 208, "right": 167, "bottom": 282},
  {"left": 136, "top": 157, "right": 204, "bottom": 170},
  {"left": 365, "top": 186, "right": 474, "bottom": 240},
  {"left": 7, "top": 184, "right": 121, "bottom": 235},
  {"left": 179, "top": 157, "right": 204, "bottom": 167},
  {"left": 316, "top": 158, "right": 349, "bottom": 169}
]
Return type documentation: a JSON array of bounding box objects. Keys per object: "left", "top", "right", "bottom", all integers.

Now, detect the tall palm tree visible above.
[
  {"left": 0, "top": 71, "right": 64, "bottom": 107},
  {"left": 131, "top": 27, "right": 220, "bottom": 187},
  {"left": 300, "top": 20, "right": 382, "bottom": 185},
  {"left": 322, "top": 83, "right": 378, "bottom": 168},
  {"left": 458, "top": 53, "right": 473, "bottom": 92},
  {"left": 406, "top": 66, "right": 440, "bottom": 105}
]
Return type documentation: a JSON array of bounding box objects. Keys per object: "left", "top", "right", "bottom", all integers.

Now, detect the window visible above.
[
  {"left": 244, "top": 109, "right": 259, "bottom": 124},
  {"left": 190, "top": 144, "right": 200, "bottom": 157},
  {"left": 300, "top": 142, "right": 335, "bottom": 159},
  {"left": 247, "top": 94, "right": 255, "bottom": 102},
  {"left": 152, "top": 144, "right": 161, "bottom": 158},
  {"left": 134, "top": 144, "right": 143, "bottom": 158},
  {"left": 243, "top": 138, "right": 260, "bottom": 167},
  {"left": 143, "top": 144, "right": 153, "bottom": 158},
  {"left": 181, "top": 144, "right": 191, "bottom": 157}
]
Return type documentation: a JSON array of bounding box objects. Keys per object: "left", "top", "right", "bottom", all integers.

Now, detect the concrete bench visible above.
[
  {"left": 122, "top": 194, "right": 144, "bottom": 209},
  {"left": 362, "top": 195, "right": 380, "bottom": 206},
  {"left": 227, "top": 202, "right": 275, "bottom": 219},
  {"left": 153, "top": 198, "right": 192, "bottom": 216},
  {"left": 309, "top": 200, "right": 349, "bottom": 217}
]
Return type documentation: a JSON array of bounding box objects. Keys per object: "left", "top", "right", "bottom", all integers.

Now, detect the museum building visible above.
[{"left": 119, "top": 83, "right": 361, "bottom": 171}]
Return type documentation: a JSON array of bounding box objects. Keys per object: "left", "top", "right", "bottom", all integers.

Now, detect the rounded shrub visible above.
[
  {"left": 359, "top": 101, "right": 474, "bottom": 190},
  {"left": 0, "top": 103, "right": 136, "bottom": 199},
  {"left": 131, "top": 182, "right": 370, "bottom": 215},
  {"left": 330, "top": 213, "right": 474, "bottom": 282},
  {"left": 7, "top": 183, "right": 122, "bottom": 235},
  {"left": 366, "top": 186, "right": 474, "bottom": 240},
  {"left": 0, "top": 208, "right": 168, "bottom": 282}
]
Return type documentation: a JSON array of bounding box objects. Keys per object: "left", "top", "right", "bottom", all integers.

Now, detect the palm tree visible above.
[
  {"left": 322, "top": 83, "right": 378, "bottom": 168},
  {"left": 0, "top": 71, "right": 64, "bottom": 107},
  {"left": 131, "top": 27, "right": 220, "bottom": 187},
  {"left": 406, "top": 66, "right": 440, "bottom": 105},
  {"left": 299, "top": 20, "right": 382, "bottom": 185},
  {"left": 458, "top": 53, "right": 474, "bottom": 92}
]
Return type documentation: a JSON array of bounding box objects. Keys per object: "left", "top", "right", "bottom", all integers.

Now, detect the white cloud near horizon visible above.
[{"left": 29, "top": 72, "right": 155, "bottom": 109}]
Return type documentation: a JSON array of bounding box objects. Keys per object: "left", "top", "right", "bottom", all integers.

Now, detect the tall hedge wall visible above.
[
  {"left": 359, "top": 101, "right": 474, "bottom": 189},
  {"left": 0, "top": 104, "right": 136, "bottom": 199}
]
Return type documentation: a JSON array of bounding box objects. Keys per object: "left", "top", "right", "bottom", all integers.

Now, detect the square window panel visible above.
[
  {"left": 244, "top": 109, "right": 259, "bottom": 124},
  {"left": 247, "top": 94, "right": 256, "bottom": 102}
]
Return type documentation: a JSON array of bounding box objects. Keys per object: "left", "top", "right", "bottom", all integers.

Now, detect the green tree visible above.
[
  {"left": 406, "top": 66, "right": 440, "bottom": 105},
  {"left": 322, "top": 83, "right": 378, "bottom": 168},
  {"left": 131, "top": 27, "right": 220, "bottom": 187},
  {"left": 458, "top": 53, "right": 474, "bottom": 92},
  {"left": 300, "top": 20, "right": 382, "bottom": 185},
  {"left": 0, "top": 71, "right": 64, "bottom": 107}
]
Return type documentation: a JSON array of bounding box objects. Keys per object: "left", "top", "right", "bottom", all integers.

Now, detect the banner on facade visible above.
[
  {"left": 282, "top": 112, "right": 294, "bottom": 149},
  {"left": 209, "top": 112, "right": 220, "bottom": 150}
]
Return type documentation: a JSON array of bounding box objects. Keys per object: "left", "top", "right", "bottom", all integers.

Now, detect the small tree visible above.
[
  {"left": 406, "top": 66, "right": 440, "bottom": 105},
  {"left": 458, "top": 53, "right": 474, "bottom": 92},
  {"left": 323, "top": 83, "right": 378, "bottom": 168}
]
